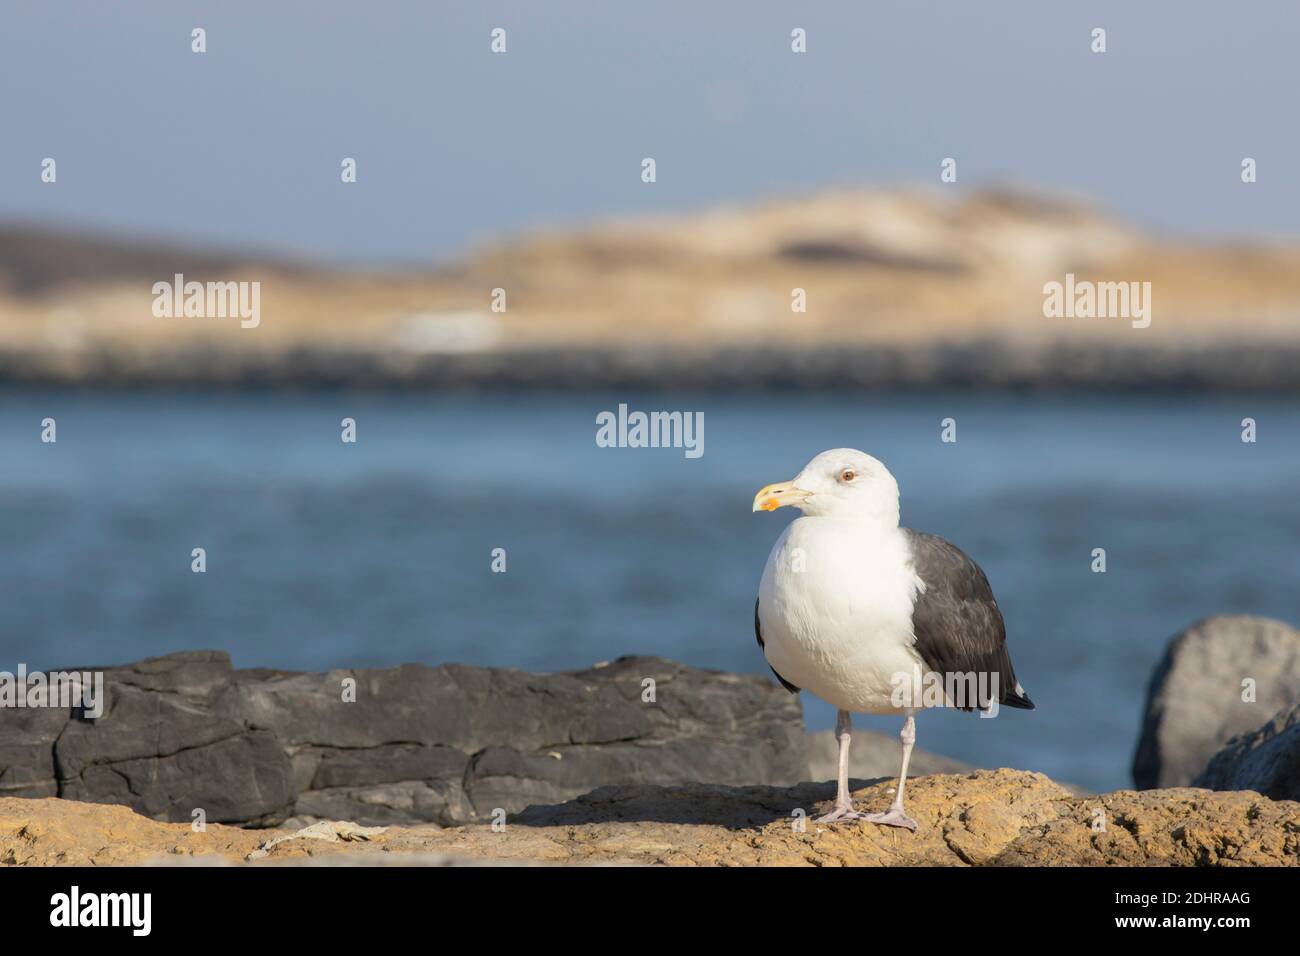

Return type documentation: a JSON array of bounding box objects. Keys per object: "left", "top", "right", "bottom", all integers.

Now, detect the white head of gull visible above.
[{"left": 752, "top": 448, "right": 1034, "bottom": 830}]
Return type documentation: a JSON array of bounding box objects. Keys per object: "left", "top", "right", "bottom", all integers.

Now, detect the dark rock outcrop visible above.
[
  {"left": 1132, "top": 616, "right": 1300, "bottom": 789},
  {"left": 0, "top": 651, "right": 807, "bottom": 827},
  {"left": 3, "top": 653, "right": 295, "bottom": 827},
  {"left": 1195, "top": 702, "right": 1300, "bottom": 800}
]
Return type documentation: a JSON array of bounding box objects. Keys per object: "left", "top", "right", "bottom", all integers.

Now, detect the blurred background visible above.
[{"left": 2, "top": 2, "right": 1299, "bottom": 792}]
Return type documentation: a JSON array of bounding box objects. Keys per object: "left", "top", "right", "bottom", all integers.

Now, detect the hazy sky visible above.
[{"left": 2, "top": 1, "right": 1296, "bottom": 264}]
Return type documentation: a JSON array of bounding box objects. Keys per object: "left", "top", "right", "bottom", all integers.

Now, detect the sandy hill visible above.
[{"left": 3, "top": 188, "right": 1299, "bottom": 387}]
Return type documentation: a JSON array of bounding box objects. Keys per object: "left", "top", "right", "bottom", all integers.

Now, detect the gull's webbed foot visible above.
[
  {"left": 862, "top": 808, "right": 918, "bottom": 831},
  {"left": 815, "top": 803, "right": 865, "bottom": 824}
]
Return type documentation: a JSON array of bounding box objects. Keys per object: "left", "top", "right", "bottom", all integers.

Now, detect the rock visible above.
[
  {"left": 0, "top": 652, "right": 296, "bottom": 827},
  {"left": 1132, "top": 616, "right": 1300, "bottom": 789},
  {"left": 1195, "top": 702, "right": 1300, "bottom": 800},
  {"left": 2, "top": 769, "right": 1296, "bottom": 866},
  {"left": 0, "top": 707, "right": 65, "bottom": 798},
  {"left": 247, "top": 820, "right": 388, "bottom": 860},
  {"left": 0, "top": 651, "right": 806, "bottom": 827},
  {"left": 806, "top": 728, "right": 972, "bottom": 783}
]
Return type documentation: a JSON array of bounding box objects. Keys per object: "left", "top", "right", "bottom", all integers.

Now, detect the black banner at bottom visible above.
[{"left": 0, "top": 863, "right": 1282, "bottom": 941}]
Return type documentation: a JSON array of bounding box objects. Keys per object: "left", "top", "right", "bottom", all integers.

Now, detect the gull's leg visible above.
[
  {"left": 816, "top": 709, "right": 863, "bottom": 823},
  {"left": 863, "top": 710, "right": 919, "bottom": 831}
]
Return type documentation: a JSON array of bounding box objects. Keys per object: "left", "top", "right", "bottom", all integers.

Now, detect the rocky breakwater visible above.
[
  {"left": 1133, "top": 615, "right": 1300, "bottom": 796},
  {"left": 0, "top": 651, "right": 807, "bottom": 827}
]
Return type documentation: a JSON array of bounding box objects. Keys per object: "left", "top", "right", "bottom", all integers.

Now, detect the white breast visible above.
[{"left": 757, "top": 517, "right": 924, "bottom": 714}]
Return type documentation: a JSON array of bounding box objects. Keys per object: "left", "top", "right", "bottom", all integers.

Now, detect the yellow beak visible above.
[{"left": 752, "top": 480, "right": 811, "bottom": 513}]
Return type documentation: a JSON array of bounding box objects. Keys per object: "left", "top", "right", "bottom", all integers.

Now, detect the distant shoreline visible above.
[
  {"left": 4, "top": 342, "right": 1299, "bottom": 391},
  {"left": 7, "top": 189, "right": 1300, "bottom": 396}
]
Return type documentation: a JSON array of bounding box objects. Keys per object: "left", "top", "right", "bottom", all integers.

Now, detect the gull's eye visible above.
[{"left": 839, "top": 469, "right": 856, "bottom": 483}]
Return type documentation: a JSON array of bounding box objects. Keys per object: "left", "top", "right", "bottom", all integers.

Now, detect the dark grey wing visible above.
[
  {"left": 754, "top": 597, "right": 800, "bottom": 694},
  {"left": 903, "top": 529, "right": 1033, "bottom": 711}
]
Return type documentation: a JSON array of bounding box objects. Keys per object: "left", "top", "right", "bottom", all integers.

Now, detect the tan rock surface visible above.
[{"left": 3, "top": 769, "right": 1296, "bottom": 866}]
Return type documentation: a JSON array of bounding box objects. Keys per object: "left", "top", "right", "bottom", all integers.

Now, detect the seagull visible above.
[{"left": 752, "top": 448, "right": 1033, "bottom": 830}]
